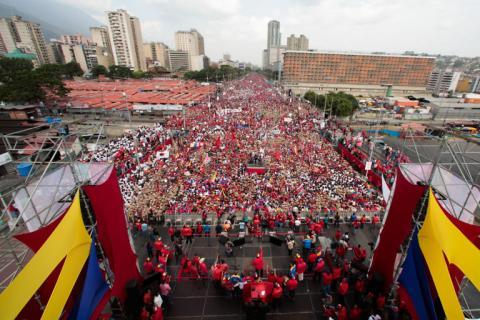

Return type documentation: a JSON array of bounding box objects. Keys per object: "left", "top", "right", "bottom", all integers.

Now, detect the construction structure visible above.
[
  {"left": 372, "top": 127, "right": 480, "bottom": 318},
  {"left": 0, "top": 120, "right": 134, "bottom": 318}
]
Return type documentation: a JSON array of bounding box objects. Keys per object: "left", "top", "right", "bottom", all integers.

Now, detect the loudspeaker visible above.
[
  {"left": 269, "top": 235, "right": 282, "bottom": 246},
  {"left": 219, "top": 235, "right": 229, "bottom": 245},
  {"left": 233, "top": 237, "right": 245, "bottom": 247}
]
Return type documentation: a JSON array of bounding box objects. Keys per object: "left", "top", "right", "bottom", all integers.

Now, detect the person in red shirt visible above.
[
  {"left": 307, "top": 251, "right": 318, "bottom": 273},
  {"left": 332, "top": 265, "right": 342, "bottom": 290},
  {"left": 313, "top": 258, "right": 325, "bottom": 282},
  {"left": 338, "top": 278, "right": 349, "bottom": 305},
  {"left": 296, "top": 257, "right": 307, "bottom": 281},
  {"left": 376, "top": 293, "right": 386, "bottom": 311},
  {"left": 336, "top": 304, "right": 348, "bottom": 320},
  {"left": 267, "top": 271, "right": 277, "bottom": 283},
  {"left": 285, "top": 276, "right": 298, "bottom": 300},
  {"left": 251, "top": 249, "right": 264, "bottom": 277},
  {"left": 140, "top": 307, "right": 150, "bottom": 320},
  {"left": 143, "top": 288, "right": 153, "bottom": 306},
  {"left": 350, "top": 304, "right": 362, "bottom": 320},
  {"left": 354, "top": 277, "right": 365, "bottom": 304},
  {"left": 154, "top": 237, "right": 163, "bottom": 259},
  {"left": 335, "top": 229, "right": 342, "bottom": 241},
  {"left": 182, "top": 225, "right": 193, "bottom": 244},
  {"left": 152, "top": 306, "right": 163, "bottom": 320},
  {"left": 196, "top": 222, "right": 203, "bottom": 236},
  {"left": 143, "top": 257, "right": 154, "bottom": 274},
  {"left": 353, "top": 244, "right": 367, "bottom": 263},
  {"left": 271, "top": 282, "right": 283, "bottom": 309},
  {"left": 336, "top": 243, "right": 346, "bottom": 258},
  {"left": 322, "top": 271, "right": 333, "bottom": 295},
  {"left": 168, "top": 226, "right": 175, "bottom": 242}
]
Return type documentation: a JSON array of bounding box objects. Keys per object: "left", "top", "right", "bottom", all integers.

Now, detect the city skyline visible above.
[
  {"left": 32, "top": 0, "right": 480, "bottom": 65},
  {"left": 1, "top": 0, "right": 478, "bottom": 65}
]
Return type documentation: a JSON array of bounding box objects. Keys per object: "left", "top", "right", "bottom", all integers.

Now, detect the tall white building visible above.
[
  {"left": 175, "top": 29, "right": 205, "bottom": 70},
  {"left": 0, "top": 16, "right": 50, "bottom": 65},
  {"left": 267, "top": 20, "right": 281, "bottom": 49},
  {"left": 106, "top": 9, "right": 147, "bottom": 71},
  {"left": 264, "top": 20, "right": 282, "bottom": 70},
  {"left": 175, "top": 29, "right": 205, "bottom": 56}
]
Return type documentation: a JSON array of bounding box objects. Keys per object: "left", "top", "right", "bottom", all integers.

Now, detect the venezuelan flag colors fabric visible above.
[
  {"left": 0, "top": 192, "right": 91, "bottom": 320},
  {"left": 417, "top": 188, "right": 480, "bottom": 319},
  {"left": 69, "top": 242, "right": 109, "bottom": 320},
  {"left": 398, "top": 228, "right": 438, "bottom": 320}
]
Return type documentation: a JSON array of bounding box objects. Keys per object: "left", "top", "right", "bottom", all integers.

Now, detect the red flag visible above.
[{"left": 273, "top": 150, "right": 281, "bottom": 161}]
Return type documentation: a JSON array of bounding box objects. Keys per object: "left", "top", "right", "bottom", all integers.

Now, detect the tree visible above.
[
  {"left": 132, "top": 70, "right": 146, "bottom": 79},
  {"left": 0, "top": 57, "right": 69, "bottom": 103},
  {"left": 91, "top": 65, "right": 108, "bottom": 78},
  {"left": 108, "top": 65, "right": 133, "bottom": 79},
  {"left": 63, "top": 62, "right": 83, "bottom": 79}
]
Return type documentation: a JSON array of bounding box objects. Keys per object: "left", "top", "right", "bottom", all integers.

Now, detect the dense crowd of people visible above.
[
  {"left": 85, "top": 74, "right": 384, "bottom": 222},
  {"left": 136, "top": 210, "right": 406, "bottom": 320},
  {"left": 82, "top": 74, "right": 399, "bottom": 319}
]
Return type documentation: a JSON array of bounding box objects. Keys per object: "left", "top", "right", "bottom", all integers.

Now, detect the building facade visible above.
[
  {"left": 60, "top": 43, "right": 98, "bottom": 72},
  {"left": 174, "top": 29, "right": 205, "bottom": 70},
  {"left": 106, "top": 9, "right": 147, "bottom": 71},
  {"left": 60, "top": 34, "right": 91, "bottom": 45},
  {"left": 283, "top": 51, "right": 435, "bottom": 96},
  {"left": 0, "top": 16, "right": 50, "bottom": 65},
  {"left": 287, "top": 34, "right": 308, "bottom": 51},
  {"left": 191, "top": 55, "right": 210, "bottom": 71},
  {"left": 167, "top": 50, "right": 189, "bottom": 71},
  {"left": 427, "top": 70, "right": 462, "bottom": 96},
  {"left": 143, "top": 42, "right": 169, "bottom": 68},
  {"left": 267, "top": 20, "right": 281, "bottom": 49},
  {"left": 90, "top": 26, "right": 114, "bottom": 69}
]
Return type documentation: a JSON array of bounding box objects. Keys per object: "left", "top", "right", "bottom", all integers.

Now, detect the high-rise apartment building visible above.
[
  {"left": 106, "top": 9, "right": 147, "bottom": 71},
  {"left": 283, "top": 51, "right": 435, "bottom": 96},
  {"left": 60, "top": 43, "right": 98, "bottom": 72},
  {"left": 267, "top": 20, "right": 281, "bottom": 49},
  {"left": 287, "top": 34, "right": 309, "bottom": 51},
  {"left": 90, "top": 27, "right": 112, "bottom": 52},
  {"left": 143, "top": 42, "right": 169, "bottom": 68},
  {"left": 175, "top": 29, "right": 205, "bottom": 70},
  {"left": 0, "top": 16, "right": 50, "bottom": 65},
  {"left": 264, "top": 20, "right": 283, "bottom": 70},
  {"left": 60, "top": 34, "right": 91, "bottom": 45},
  {"left": 427, "top": 70, "right": 462, "bottom": 95},
  {"left": 175, "top": 29, "right": 205, "bottom": 56},
  {"left": 90, "top": 26, "right": 114, "bottom": 69}
]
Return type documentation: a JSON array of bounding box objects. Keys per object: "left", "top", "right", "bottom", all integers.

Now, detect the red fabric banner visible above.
[
  {"left": 83, "top": 169, "right": 142, "bottom": 303},
  {"left": 369, "top": 167, "right": 427, "bottom": 288}
]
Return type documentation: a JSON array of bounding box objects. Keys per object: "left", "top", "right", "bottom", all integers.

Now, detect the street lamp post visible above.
[{"left": 122, "top": 92, "right": 131, "bottom": 126}]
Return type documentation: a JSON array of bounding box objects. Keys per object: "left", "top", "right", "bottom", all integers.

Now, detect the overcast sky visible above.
[{"left": 57, "top": 0, "right": 479, "bottom": 65}]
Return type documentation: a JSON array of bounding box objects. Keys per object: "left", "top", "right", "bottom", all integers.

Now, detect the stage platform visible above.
[{"left": 134, "top": 224, "right": 379, "bottom": 320}]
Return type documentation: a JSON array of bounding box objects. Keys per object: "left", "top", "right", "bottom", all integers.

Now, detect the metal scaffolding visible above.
[
  {"left": 387, "top": 126, "right": 480, "bottom": 318},
  {"left": 0, "top": 121, "right": 126, "bottom": 317}
]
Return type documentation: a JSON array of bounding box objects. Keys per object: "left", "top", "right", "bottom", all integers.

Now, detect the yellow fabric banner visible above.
[
  {"left": 0, "top": 191, "right": 92, "bottom": 320},
  {"left": 418, "top": 188, "right": 480, "bottom": 319}
]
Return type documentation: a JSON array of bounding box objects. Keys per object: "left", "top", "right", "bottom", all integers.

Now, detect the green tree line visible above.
[
  {"left": 184, "top": 65, "right": 250, "bottom": 82},
  {"left": 304, "top": 90, "right": 359, "bottom": 117},
  {"left": 0, "top": 58, "right": 83, "bottom": 103}
]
